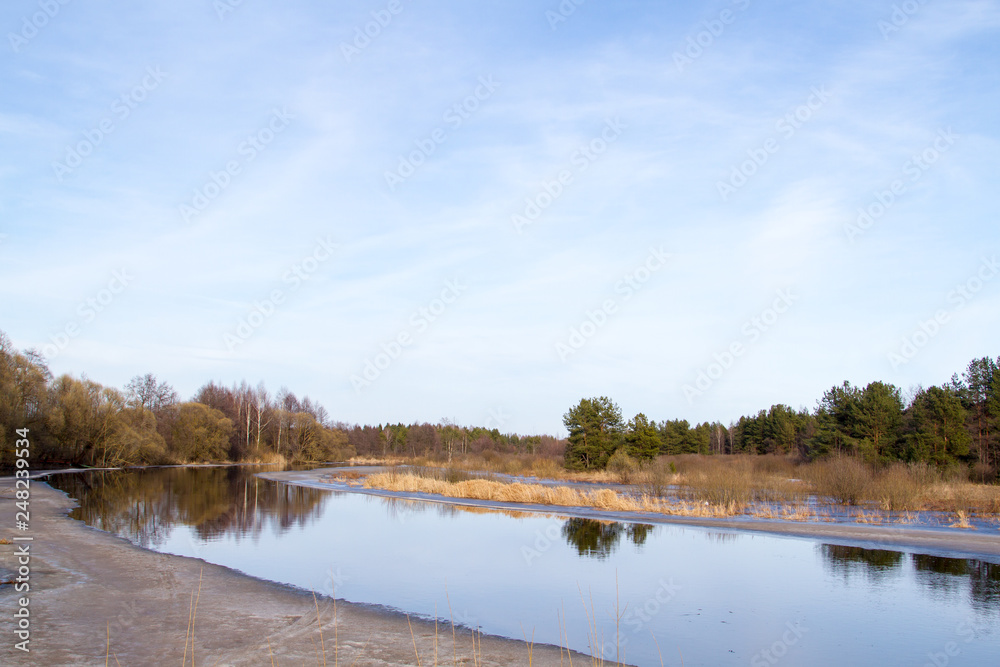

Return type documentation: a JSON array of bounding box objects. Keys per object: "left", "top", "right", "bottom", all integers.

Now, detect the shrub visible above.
[
  {"left": 683, "top": 458, "right": 754, "bottom": 509},
  {"left": 636, "top": 459, "right": 673, "bottom": 497},
  {"left": 606, "top": 449, "right": 639, "bottom": 483},
  {"left": 807, "top": 456, "right": 872, "bottom": 505},
  {"left": 872, "top": 463, "right": 923, "bottom": 511}
]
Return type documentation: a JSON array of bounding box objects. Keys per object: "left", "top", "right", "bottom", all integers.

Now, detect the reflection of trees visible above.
[
  {"left": 561, "top": 518, "right": 653, "bottom": 559},
  {"left": 48, "top": 467, "right": 328, "bottom": 548},
  {"left": 820, "top": 545, "right": 904, "bottom": 584},
  {"left": 821, "top": 544, "right": 1000, "bottom": 613},
  {"left": 912, "top": 555, "right": 1000, "bottom": 612}
]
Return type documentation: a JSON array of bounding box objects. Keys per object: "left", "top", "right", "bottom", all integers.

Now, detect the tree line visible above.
[
  {"left": 564, "top": 356, "right": 1000, "bottom": 480},
  {"left": 4, "top": 325, "right": 995, "bottom": 479},
  {"left": 0, "top": 329, "right": 560, "bottom": 467}
]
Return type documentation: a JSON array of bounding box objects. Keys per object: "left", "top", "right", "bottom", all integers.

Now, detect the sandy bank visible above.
[
  {"left": 0, "top": 478, "right": 587, "bottom": 666},
  {"left": 264, "top": 468, "right": 1000, "bottom": 562}
]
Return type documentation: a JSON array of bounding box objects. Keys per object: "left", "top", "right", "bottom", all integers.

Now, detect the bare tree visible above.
[{"left": 125, "top": 373, "right": 179, "bottom": 413}]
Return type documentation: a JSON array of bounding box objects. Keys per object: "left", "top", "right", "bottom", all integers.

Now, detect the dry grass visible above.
[
  {"left": 873, "top": 463, "right": 923, "bottom": 511},
  {"left": 243, "top": 450, "right": 288, "bottom": 466},
  {"left": 364, "top": 471, "right": 751, "bottom": 519},
  {"left": 355, "top": 451, "right": 1000, "bottom": 521},
  {"left": 802, "top": 458, "right": 1000, "bottom": 515},
  {"left": 673, "top": 456, "right": 806, "bottom": 511},
  {"left": 803, "top": 456, "right": 872, "bottom": 505},
  {"left": 365, "top": 472, "right": 644, "bottom": 511},
  {"left": 348, "top": 455, "right": 408, "bottom": 466},
  {"left": 853, "top": 510, "right": 886, "bottom": 525},
  {"left": 920, "top": 481, "right": 1000, "bottom": 514},
  {"left": 750, "top": 504, "right": 815, "bottom": 522},
  {"left": 949, "top": 510, "right": 974, "bottom": 529},
  {"left": 634, "top": 460, "right": 678, "bottom": 498}
]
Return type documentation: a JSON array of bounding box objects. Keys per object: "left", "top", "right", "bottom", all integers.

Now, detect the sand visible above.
[{"left": 0, "top": 478, "right": 587, "bottom": 666}]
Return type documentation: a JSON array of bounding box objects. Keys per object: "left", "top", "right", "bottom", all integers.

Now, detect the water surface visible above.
[{"left": 48, "top": 467, "right": 1000, "bottom": 666}]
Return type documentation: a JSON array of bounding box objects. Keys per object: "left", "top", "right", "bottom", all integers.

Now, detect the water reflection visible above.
[
  {"left": 43, "top": 467, "right": 1000, "bottom": 666},
  {"left": 912, "top": 555, "right": 1000, "bottom": 612},
  {"left": 561, "top": 518, "right": 653, "bottom": 559},
  {"left": 821, "top": 544, "right": 905, "bottom": 582},
  {"left": 821, "top": 544, "right": 1000, "bottom": 613},
  {"left": 48, "top": 467, "right": 328, "bottom": 548},
  {"left": 376, "top": 494, "right": 538, "bottom": 523}
]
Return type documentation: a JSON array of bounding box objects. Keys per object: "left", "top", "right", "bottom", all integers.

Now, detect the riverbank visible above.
[
  {"left": 0, "top": 477, "right": 588, "bottom": 665},
  {"left": 266, "top": 467, "right": 1000, "bottom": 561}
]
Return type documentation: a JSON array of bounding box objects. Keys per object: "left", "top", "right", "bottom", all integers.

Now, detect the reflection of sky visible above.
[{"left": 150, "top": 488, "right": 999, "bottom": 666}]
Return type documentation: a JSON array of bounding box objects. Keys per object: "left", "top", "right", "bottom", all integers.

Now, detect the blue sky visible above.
[{"left": 2, "top": 0, "right": 998, "bottom": 436}]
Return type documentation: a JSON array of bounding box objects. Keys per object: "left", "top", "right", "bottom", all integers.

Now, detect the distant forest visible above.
[
  {"left": 0, "top": 329, "right": 560, "bottom": 468},
  {"left": 1, "top": 329, "right": 997, "bottom": 481},
  {"left": 564, "top": 356, "right": 1000, "bottom": 479}
]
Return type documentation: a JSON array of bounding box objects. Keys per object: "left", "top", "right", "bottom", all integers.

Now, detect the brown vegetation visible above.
[{"left": 356, "top": 453, "right": 1000, "bottom": 521}]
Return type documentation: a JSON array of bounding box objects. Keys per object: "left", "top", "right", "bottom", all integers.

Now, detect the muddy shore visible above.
[
  {"left": 264, "top": 467, "right": 1000, "bottom": 561},
  {"left": 0, "top": 478, "right": 587, "bottom": 666}
]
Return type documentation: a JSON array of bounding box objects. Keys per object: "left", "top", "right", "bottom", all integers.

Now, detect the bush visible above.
[
  {"left": 530, "top": 457, "right": 562, "bottom": 479},
  {"left": 872, "top": 463, "right": 923, "bottom": 511},
  {"left": 637, "top": 459, "right": 674, "bottom": 497},
  {"left": 606, "top": 449, "right": 639, "bottom": 483},
  {"left": 970, "top": 462, "right": 997, "bottom": 484},
  {"left": 806, "top": 456, "right": 872, "bottom": 505},
  {"left": 444, "top": 466, "right": 473, "bottom": 483},
  {"left": 682, "top": 458, "right": 755, "bottom": 509}
]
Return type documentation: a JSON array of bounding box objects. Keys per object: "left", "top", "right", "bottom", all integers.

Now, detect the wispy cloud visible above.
[{"left": 2, "top": 0, "right": 998, "bottom": 433}]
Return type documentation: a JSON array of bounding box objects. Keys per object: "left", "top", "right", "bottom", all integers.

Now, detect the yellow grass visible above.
[
  {"left": 242, "top": 450, "right": 288, "bottom": 466},
  {"left": 363, "top": 472, "right": 743, "bottom": 518},
  {"left": 749, "top": 504, "right": 815, "bottom": 522},
  {"left": 348, "top": 455, "right": 408, "bottom": 466},
  {"left": 949, "top": 510, "right": 974, "bottom": 529}
]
